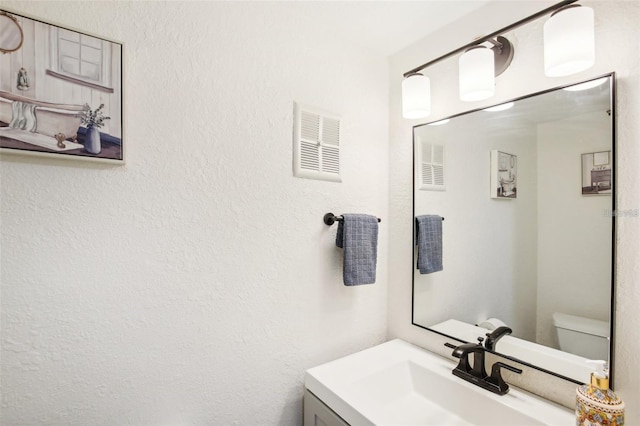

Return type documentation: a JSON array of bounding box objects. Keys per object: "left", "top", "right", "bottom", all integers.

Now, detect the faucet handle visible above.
[
  {"left": 495, "top": 362, "right": 522, "bottom": 375},
  {"left": 487, "top": 362, "right": 523, "bottom": 395}
]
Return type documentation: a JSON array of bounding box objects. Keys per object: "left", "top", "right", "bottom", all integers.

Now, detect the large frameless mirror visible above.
[{"left": 412, "top": 73, "right": 615, "bottom": 385}]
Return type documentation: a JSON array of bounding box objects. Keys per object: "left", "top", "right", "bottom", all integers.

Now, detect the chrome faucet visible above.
[{"left": 445, "top": 339, "right": 522, "bottom": 395}]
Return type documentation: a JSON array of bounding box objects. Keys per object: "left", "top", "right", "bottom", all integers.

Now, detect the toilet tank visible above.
[{"left": 552, "top": 312, "right": 610, "bottom": 360}]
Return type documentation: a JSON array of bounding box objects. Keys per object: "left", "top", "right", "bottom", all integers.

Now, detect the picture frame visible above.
[
  {"left": 490, "top": 150, "right": 517, "bottom": 199},
  {"left": 0, "top": 9, "right": 124, "bottom": 164},
  {"left": 581, "top": 151, "right": 612, "bottom": 195}
]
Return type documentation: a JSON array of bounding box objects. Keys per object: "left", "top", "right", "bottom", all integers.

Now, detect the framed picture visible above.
[
  {"left": 0, "top": 9, "right": 123, "bottom": 163},
  {"left": 490, "top": 150, "right": 517, "bottom": 199},
  {"left": 581, "top": 151, "right": 612, "bottom": 195}
]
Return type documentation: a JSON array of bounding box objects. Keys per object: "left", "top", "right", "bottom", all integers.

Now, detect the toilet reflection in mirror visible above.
[
  {"left": 412, "top": 74, "right": 615, "bottom": 384},
  {"left": 553, "top": 312, "right": 609, "bottom": 361}
]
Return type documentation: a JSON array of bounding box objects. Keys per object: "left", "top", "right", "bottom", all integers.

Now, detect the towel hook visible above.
[{"left": 323, "top": 212, "right": 381, "bottom": 226}]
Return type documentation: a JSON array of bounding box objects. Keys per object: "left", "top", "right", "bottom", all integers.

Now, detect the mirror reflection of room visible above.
[{"left": 413, "top": 75, "right": 614, "bottom": 383}]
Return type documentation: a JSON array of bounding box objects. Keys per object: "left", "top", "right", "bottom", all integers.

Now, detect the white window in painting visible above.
[{"left": 48, "top": 27, "right": 113, "bottom": 91}]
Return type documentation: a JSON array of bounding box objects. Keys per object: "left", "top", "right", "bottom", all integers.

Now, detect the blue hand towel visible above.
[
  {"left": 415, "top": 215, "right": 443, "bottom": 274},
  {"left": 336, "top": 214, "right": 378, "bottom": 286}
]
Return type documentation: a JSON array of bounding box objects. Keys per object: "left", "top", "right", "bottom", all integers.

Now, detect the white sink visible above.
[{"left": 305, "top": 339, "right": 574, "bottom": 425}]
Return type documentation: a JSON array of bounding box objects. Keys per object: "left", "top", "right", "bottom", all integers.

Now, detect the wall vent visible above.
[
  {"left": 293, "top": 103, "right": 341, "bottom": 182},
  {"left": 418, "top": 140, "right": 446, "bottom": 191}
]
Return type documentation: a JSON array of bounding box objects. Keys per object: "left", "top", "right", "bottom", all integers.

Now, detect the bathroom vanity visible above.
[
  {"left": 304, "top": 390, "right": 347, "bottom": 426},
  {"left": 304, "top": 339, "right": 573, "bottom": 425}
]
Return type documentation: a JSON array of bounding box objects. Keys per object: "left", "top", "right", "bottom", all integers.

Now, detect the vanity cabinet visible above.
[{"left": 303, "top": 389, "right": 349, "bottom": 426}]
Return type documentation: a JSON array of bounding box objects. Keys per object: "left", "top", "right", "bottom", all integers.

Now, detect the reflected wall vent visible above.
[
  {"left": 419, "top": 140, "right": 445, "bottom": 191},
  {"left": 293, "top": 103, "right": 341, "bottom": 182}
]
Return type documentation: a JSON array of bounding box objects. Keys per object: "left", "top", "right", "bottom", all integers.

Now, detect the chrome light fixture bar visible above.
[{"left": 402, "top": 0, "right": 595, "bottom": 119}]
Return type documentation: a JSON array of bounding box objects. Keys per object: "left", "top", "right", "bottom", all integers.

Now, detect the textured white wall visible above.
[
  {"left": 0, "top": 2, "right": 389, "bottom": 424},
  {"left": 389, "top": 0, "right": 640, "bottom": 415},
  {"left": 536, "top": 112, "right": 612, "bottom": 348}
]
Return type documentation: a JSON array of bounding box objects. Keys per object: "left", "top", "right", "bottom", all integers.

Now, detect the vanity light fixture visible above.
[
  {"left": 459, "top": 46, "right": 495, "bottom": 102},
  {"left": 544, "top": 5, "right": 595, "bottom": 77},
  {"left": 401, "top": 0, "right": 593, "bottom": 118},
  {"left": 402, "top": 73, "right": 431, "bottom": 119},
  {"left": 459, "top": 36, "right": 514, "bottom": 102},
  {"left": 483, "top": 102, "right": 515, "bottom": 112}
]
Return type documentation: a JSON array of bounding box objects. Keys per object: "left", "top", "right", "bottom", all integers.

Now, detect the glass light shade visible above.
[
  {"left": 544, "top": 6, "right": 595, "bottom": 77},
  {"left": 402, "top": 73, "right": 431, "bottom": 119},
  {"left": 459, "top": 47, "right": 495, "bottom": 102}
]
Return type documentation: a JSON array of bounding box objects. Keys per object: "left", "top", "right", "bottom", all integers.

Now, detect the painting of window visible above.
[
  {"left": 48, "top": 27, "right": 114, "bottom": 92},
  {"left": 490, "top": 150, "right": 517, "bottom": 199},
  {"left": 0, "top": 9, "right": 123, "bottom": 163},
  {"left": 582, "top": 151, "right": 612, "bottom": 195}
]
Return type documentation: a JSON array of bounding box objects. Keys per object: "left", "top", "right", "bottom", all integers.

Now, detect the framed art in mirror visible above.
[
  {"left": 490, "top": 150, "right": 517, "bottom": 199},
  {"left": 582, "top": 151, "right": 612, "bottom": 195}
]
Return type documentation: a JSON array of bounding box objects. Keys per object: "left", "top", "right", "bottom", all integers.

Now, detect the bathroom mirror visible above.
[
  {"left": 0, "top": 11, "right": 24, "bottom": 54},
  {"left": 412, "top": 74, "right": 615, "bottom": 385}
]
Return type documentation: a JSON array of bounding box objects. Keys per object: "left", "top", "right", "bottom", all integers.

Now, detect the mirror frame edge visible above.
[{"left": 609, "top": 71, "right": 617, "bottom": 390}]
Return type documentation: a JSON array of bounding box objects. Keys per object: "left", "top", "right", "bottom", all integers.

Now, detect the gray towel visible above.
[
  {"left": 415, "top": 215, "right": 443, "bottom": 274},
  {"left": 336, "top": 214, "right": 378, "bottom": 286},
  {"left": 9, "top": 101, "right": 37, "bottom": 132}
]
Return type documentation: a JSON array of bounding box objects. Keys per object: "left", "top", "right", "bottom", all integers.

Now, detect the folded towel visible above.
[
  {"left": 9, "top": 101, "right": 37, "bottom": 132},
  {"left": 415, "top": 215, "right": 443, "bottom": 274},
  {"left": 336, "top": 214, "right": 378, "bottom": 286}
]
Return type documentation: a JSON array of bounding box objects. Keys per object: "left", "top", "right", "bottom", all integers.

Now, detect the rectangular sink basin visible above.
[{"left": 305, "top": 339, "right": 573, "bottom": 425}]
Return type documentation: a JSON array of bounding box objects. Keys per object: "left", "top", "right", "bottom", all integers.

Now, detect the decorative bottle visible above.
[{"left": 576, "top": 360, "right": 625, "bottom": 425}]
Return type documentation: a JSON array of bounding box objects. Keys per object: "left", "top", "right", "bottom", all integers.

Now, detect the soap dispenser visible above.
[{"left": 576, "top": 360, "right": 625, "bottom": 425}]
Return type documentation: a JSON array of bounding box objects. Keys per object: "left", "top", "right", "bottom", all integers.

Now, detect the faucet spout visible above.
[
  {"left": 446, "top": 338, "right": 487, "bottom": 379},
  {"left": 444, "top": 341, "right": 522, "bottom": 395},
  {"left": 484, "top": 326, "right": 512, "bottom": 351}
]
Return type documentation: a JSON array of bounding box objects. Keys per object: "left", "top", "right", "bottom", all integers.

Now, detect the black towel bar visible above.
[{"left": 323, "top": 212, "right": 381, "bottom": 226}]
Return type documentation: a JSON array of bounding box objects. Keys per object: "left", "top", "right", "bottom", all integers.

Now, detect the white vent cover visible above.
[
  {"left": 293, "top": 103, "right": 341, "bottom": 182},
  {"left": 418, "top": 140, "right": 446, "bottom": 191}
]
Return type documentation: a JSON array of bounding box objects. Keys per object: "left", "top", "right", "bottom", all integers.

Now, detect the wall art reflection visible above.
[
  {"left": 581, "top": 151, "right": 611, "bottom": 195},
  {"left": 490, "top": 150, "right": 517, "bottom": 199}
]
